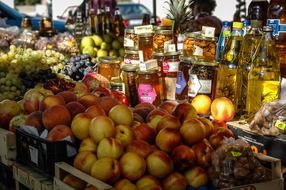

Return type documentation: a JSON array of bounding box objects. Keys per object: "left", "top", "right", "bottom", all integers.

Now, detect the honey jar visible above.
[
  {"left": 98, "top": 56, "right": 121, "bottom": 81},
  {"left": 153, "top": 29, "right": 173, "bottom": 53},
  {"left": 152, "top": 52, "right": 165, "bottom": 73},
  {"left": 124, "top": 29, "right": 138, "bottom": 50},
  {"left": 124, "top": 50, "right": 140, "bottom": 65},
  {"left": 138, "top": 33, "right": 154, "bottom": 61},
  {"left": 122, "top": 64, "right": 139, "bottom": 107}
]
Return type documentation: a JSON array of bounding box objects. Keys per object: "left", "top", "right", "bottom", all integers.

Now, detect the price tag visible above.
[
  {"left": 134, "top": 25, "right": 154, "bottom": 34},
  {"left": 29, "top": 145, "right": 38, "bottom": 165},
  {"left": 202, "top": 26, "right": 215, "bottom": 38},
  {"left": 138, "top": 50, "right": 144, "bottom": 62}
]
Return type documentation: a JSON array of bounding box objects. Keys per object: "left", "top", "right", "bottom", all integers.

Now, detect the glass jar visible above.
[
  {"left": 124, "top": 50, "right": 140, "bottom": 65},
  {"left": 183, "top": 32, "right": 217, "bottom": 63},
  {"left": 124, "top": 29, "right": 138, "bottom": 50},
  {"left": 138, "top": 33, "right": 154, "bottom": 61},
  {"left": 153, "top": 52, "right": 165, "bottom": 74},
  {"left": 122, "top": 64, "right": 139, "bottom": 107},
  {"left": 153, "top": 29, "right": 173, "bottom": 53},
  {"left": 176, "top": 56, "right": 192, "bottom": 102},
  {"left": 40, "top": 17, "right": 55, "bottom": 37},
  {"left": 98, "top": 56, "right": 121, "bottom": 81},
  {"left": 137, "top": 69, "right": 162, "bottom": 106}
]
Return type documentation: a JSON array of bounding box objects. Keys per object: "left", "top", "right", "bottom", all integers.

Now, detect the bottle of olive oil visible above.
[
  {"left": 246, "top": 26, "right": 281, "bottom": 119},
  {"left": 236, "top": 20, "right": 263, "bottom": 116},
  {"left": 215, "top": 22, "right": 243, "bottom": 106}
]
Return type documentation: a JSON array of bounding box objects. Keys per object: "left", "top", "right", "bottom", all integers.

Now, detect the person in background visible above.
[{"left": 184, "top": 0, "right": 222, "bottom": 36}]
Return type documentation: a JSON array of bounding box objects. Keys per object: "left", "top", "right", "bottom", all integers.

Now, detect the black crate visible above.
[
  {"left": 16, "top": 128, "right": 77, "bottom": 177},
  {"left": 0, "top": 162, "right": 14, "bottom": 188}
]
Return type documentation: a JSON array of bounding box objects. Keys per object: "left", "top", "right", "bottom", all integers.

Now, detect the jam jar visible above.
[
  {"left": 137, "top": 69, "right": 162, "bottom": 106},
  {"left": 152, "top": 52, "right": 165, "bottom": 73},
  {"left": 138, "top": 33, "right": 154, "bottom": 61},
  {"left": 122, "top": 64, "right": 139, "bottom": 107},
  {"left": 98, "top": 56, "right": 121, "bottom": 81},
  {"left": 124, "top": 29, "right": 138, "bottom": 50},
  {"left": 124, "top": 50, "right": 140, "bottom": 65},
  {"left": 153, "top": 29, "right": 173, "bottom": 53}
]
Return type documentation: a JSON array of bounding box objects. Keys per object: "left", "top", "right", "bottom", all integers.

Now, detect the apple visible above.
[
  {"left": 146, "top": 108, "right": 168, "bottom": 122},
  {"left": 56, "top": 90, "right": 77, "bottom": 103},
  {"left": 126, "top": 140, "right": 153, "bottom": 158},
  {"left": 209, "top": 127, "right": 234, "bottom": 149},
  {"left": 156, "top": 114, "right": 181, "bottom": 132},
  {"left": 97, "top": 137, "right": 124, "bottom": 159},
  {"left": 146, "top": 150, "right": 173, "bottom": 178},
  {"left": 89, "top": 115, "right": 115, "bottom": 143},
  {"left": 47, "top": 124, "right": 74, "bottom": 142},
  {"left": 99, "top": 96, "right": 119, "bottom": 115},
  {"left": 42, "top": 105, "right": 71, "bottom": 130},
  {"left": 133, "top": 123, "right": 156, "bottom": 144},
  {"left": 78, "top": 94, "right": 100, "bottom": 108},
  {"left": 71, "top": 113, "right": 93, "bottom": 140},
  {"left": 109, "top": 104, "right": 133, "bottom": 126},
  {"left": 63, "top": 174, "right": 87, "bottom": 190},
  {"left": 171, "top": 145, "right": 196, "bottom": 171},
  {"left": 192, "top": 139, "right": 213, "bottom": 168},
  {"left": 155, "top": 128, "right": 181, "bottom": 153},
  {"left": 39, "top": 95, "right": 65, "bottom": 111},
  {"left": 79, "top": 138, "right": 97, "bottom": 153},
  {"left": 66, "top": 101, "right": 86, "bottom": 118},
  {"left": 115, "top": 124, "right": 134, "bottom": 147},
  {"left": 158, "top": 100, "right": 178, "bottom": 114},
  {"left": 0, "top": 99, "right": 22, "bottom": 129},
  {"left": 172, "top": 102, "right": 197, "bottom": 123},
  {"left": 85, "top": 104, "right": 106, "bottom": 118},
  {"left": 90, "top": 158, "right": 121, "bottom": 184},
  {"left": 114, "top": 179, "right": 137, "bottom": 190},
  {"left": 73, "top": 151, "right": 97, "bottom": 174},
  {"left": 25, "top": 111, "right": 44, "bottom": 133},
  {"left": 211, "top": 97, "right": 235, "bottom": 122},
  {"left": 184, "top": 166, "right": 208, "bottom": 188},
  {"left": 162, "top": 172, "right": 188, "bottom": 190},
  {"left": 119, "top": 152, "right": 146, "bottom": 181},
  {"left": 136, "top": 175, "right": 162, "bottom": 190},
  {"left": 180, "top": 118, "right": 206, "bottom": 145},
  {"left": 9, "top": 114, "right": 28, "bottom": 132}
]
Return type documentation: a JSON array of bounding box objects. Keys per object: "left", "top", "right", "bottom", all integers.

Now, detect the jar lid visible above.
[
  {"left": 125, "top": 50, "right": 139, "bottom": 55},
  {"left": 179, "top": 56, "right": 218, "bottom": 66},
  {"left": 155, "top": 30, "right": 173, "bottom": 35},
  {"left": 137, "top": 67, "right": 159, "bottom": 74},
  {"left": 138, "top": 33, "right": 154, "bottom": 37},
  {"left": 122, "top": 64, "right": 139, "bottom": 72},
  {"left": 165, "top": 51, "right": 180, "bottom": 56},
  {"left": 154, "top": 26, "right": 172, "bottom": 30},
  {"left": 99, "top": 56, "right": 121, "bottom": 64},
  {"left": 185, "top": 32, "right": 216, "bottom": 41},
  {"left": 125, "top": 28, "right": 135, "bottom": 33},
  {"left": 153, "top": 52, "right": 165, "bottom": 57}
]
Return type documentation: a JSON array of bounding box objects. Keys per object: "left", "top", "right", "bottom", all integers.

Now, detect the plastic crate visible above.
[{"left": 16, "top": 128, "right": 77, "bottom": 177}]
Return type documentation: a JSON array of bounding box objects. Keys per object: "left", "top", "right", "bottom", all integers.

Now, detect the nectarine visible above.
[
  {"left": 146, "top": 151, "right": 173, "bottom": 178},
  {"left": 96, "top": 137, "right": 124, "bottom": 159},
  {"left": 73, "top": 151, "right": 97, "bottom": 174},
  {"left": 42, "top": 105, "right": 71, "bottom": 130},
  {"left": 71, "top": 113, "right": 93, "bottom": 140},
  {"left": 47, "top": 124, "right": 74, "bottom": 142},
  {"left": 89, "top": 116, "right": 115, "bottom": 143},
  {"left": 39, "top": 95, "right": 65, "bottom": 111},
  {"left": 109, "top": 104, "right": 133, "bottom": 126}
]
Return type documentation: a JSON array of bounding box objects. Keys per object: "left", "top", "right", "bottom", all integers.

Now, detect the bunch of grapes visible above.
[{"left": 61, "top": 54, "right": 97, "bottom": 81}]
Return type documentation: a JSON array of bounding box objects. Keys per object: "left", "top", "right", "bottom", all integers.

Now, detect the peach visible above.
[
  {"left": 114, "top": 179, "right": 137, "bottom": 190},
  {"left": 66, "top": 101, "right": 86, "bottom": 118},
  {"left": 156, "top": 114, "right": 181, "bottom": 132},
  {"left": 126, "top": 140, "right": 153, "bottom": 158},
  {"left": 97, "top": 137, "right": 124, "bottom": 159},
  {"left": 99, "top": 96, "right": 119, "bottom": 115},
  {"left": 180, "top": 118, "right": 206, "bottom": 145},
  {"left": 184, "top": 166, "right": 208, "bottom": 188},
  {"left": 136, "top": 175, "right": 162, "bottom": 190},
  {"left": 171, "top": 145, "right": 196, "bottom": 171},
  {"left": 120, "top": 152, "right": 146, "bottom": 181},
  {"left": 133, "top": 107, "right": 152, "bottom": 122},
  {"left": 78, "top": 94, "right": 100, "bottom": 108},
  {"left": 63, "top": 174, "right": 87, "bottom": 190},
  {"left": 92, "top": 86, "right": 113, "bottom": 97},
  {"left": 42, "top": 105, "right": 71, "bottom": 130},
  {"left": 79, "top": 138, "right": 97, "bottom": 153},
  {"left": 90, "top": 158, "right": 121, "bottom": 184},
  {"left": 73, "top": 151, "right": 97, "bottom": 174},
  {"left": 135, "top": 102, "right": 156, "bottom": 110},
  {"left": 133, "top": 113, "right": 145, "bottom": 123},
  {"left": 108, "top": 104, "right": 133, "bottom": 126},
  {"left": 71, "top": 113, "right": 93, "bottom": 140},
  {"left": 115, "top": 124, "right": 134, "bottom": 147},
  {"left": 146, "top": 150, "right": 173, "bottom": 178},
  {"left": 85, "top": 104, "right": 106, "bottom": 118},
  {"left": 162, "top": 172, "right": 188, "bottom": 190},
  {"left": 211, "top": 97, "right": 235, "bottom": 122},
  {"left": 133, "top": 123, "right": 156, "bottom": 144},
  {"left": 56, "top": 91, "right": 77, "bottom": 103},
  {"left": 39, "top": 95, "right": 65, "bottom": 111},
  {"left": 209, "top": 127, "right": 234, "bottom": 149},
  {"left": 47, "top": 124, "right": 74, "bottom": 142},
  {"left": 155, "top": 128, "right": 181, "bottom": 152},
  {"left": 89, "top": 116, "right": 115, "bottom": 143},
  {"left": 146, "top": 108, "right": 168, "bottom": 122},
  {"left": 147, "top": 115, "right": 163, "bottom": 129},
  {"left": 191, "top": 95, "right": 212, "bottom": 115},
  {"left": 25, "top": 111, "right": 44, "bottom": 133},
  {"left": 158, "top": 100, "right": 178, "bottom": 114},
  {"left": 192, "top": 139, "right": 213, "bottom": 168},
  {"left": 172, "top": 102, "right": 197, "bottom": 123},
  {"left": 197, "top": 117, "right": 214, "bottom": 137}
]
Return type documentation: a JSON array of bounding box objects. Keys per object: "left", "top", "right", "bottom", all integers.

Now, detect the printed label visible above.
[
  {"left": 134, "top": 25, "right": 153, "bottom": 34},
  {"left": 262, "top": 81, "right": 280, "bottom": 104},
  {"left": 202, "top": 26, "right": 215, "bottom": 38},
  {"left": 162, "top": 61, "right": 179, "bottom": 73},
  {"left": 193, "top": 45, "right": 203, "bottom": 56},
  {"left": 124, "top": 58, "right": 140, "bottom": 65},
  {"left": 164, "top": 40, "right": 173, "bottom": 52},
  {"left": 138, "top": 84, "right": 157, "bottom": 104},
  {"left": 124, "top": 38, "right": 135, "bottom": 47},
  {"left": 176, "top": 71, "right": 187, "bottom": 94},
  {"left": 188, "top": 74, "right": 201, "bottom": 97},
  {"left": 164, "top": 77, "right": 177, "bottom": 100},
  {"left": 267, "top": 19, "right": 286, "bottom": 37},
  {"left": 29, "top": 145, "right": 38, "bottom": 165},
  {"left": 177, "top": 43, "right": 184, "bottom": 51},
  {"left": 199, "top": 80, "right": 212, "bottom": 94}
]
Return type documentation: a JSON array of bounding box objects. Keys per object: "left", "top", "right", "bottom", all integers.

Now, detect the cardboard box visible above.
[{"left": 227, "top": 121, "right": 286, "bottom": 166}]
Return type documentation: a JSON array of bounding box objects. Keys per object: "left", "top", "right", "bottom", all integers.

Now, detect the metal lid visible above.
[
  {"left": 185, "top": 32, "right": 217, "bottom": 41},
  {"left": 154, "top": 26, "right": 172, "bottom": 30},
  {"left": 179, "top": 56, "right": 218, "bottom": 66},
  {"left": 153, "top": 52, "right": 165, "bottom": 57},
  {"left": 99, "top": 56, "right": 121, "bottom": 64},
  {"left": 125, "top": 50, "right": 139, "bottom": 55},
  {"left": 164, "top": 51, "right": 180, "bottom": 56},
  {"left": 138, "top": 33, "right": 154, "bottom": 37},
  {"left": 155, "top": 29, "right": 173, "bottom": 35},
  {"left": 122, "top": 64, "right": 139, "bottom": 72},
  {"left": 137, "top": 67, "right": 159, "bottom": 74}
]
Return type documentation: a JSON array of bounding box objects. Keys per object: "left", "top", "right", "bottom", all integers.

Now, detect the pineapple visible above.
[{"left": 165, "top": 0, "right": 194, "bottom": 35}]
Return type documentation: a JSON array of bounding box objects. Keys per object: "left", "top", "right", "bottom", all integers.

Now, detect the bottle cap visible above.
[
  {"left": 243, "top": 20, "right": 250, "bottom": 27},
  {"left": 232, "top": 22, "right": 243, "bottom": 29},
  {"left": 222, "top": 21, "right": 231, "bottom": 27}
]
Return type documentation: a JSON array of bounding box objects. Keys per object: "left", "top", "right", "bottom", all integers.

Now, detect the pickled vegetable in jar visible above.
[
  {"left": 153, "top": 29, "right": 173, "bottom": 53},
  {"left": 122, "top": 64, "right": 139, "bottom": 107},
  {"left": 138, "top": 33, "right": 154, "bottom": 61},
  {"left": 124, "top": 50, "right": 140, "bottom": 65},
  {"left": 98, "top": 56, "right": 121, "bottom": 80},
  {"left": 124, "top": 29, "right": 138, "bottom": 49}
]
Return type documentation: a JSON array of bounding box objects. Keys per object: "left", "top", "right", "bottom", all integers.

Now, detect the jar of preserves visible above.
[
  {"left": 176, "top": 56, "right": 192, "bottom": 102},
  {"left": 183, "top": 32, "right": 217, "bottom": 63},
  {"left": 98, "top": 56, "right": 121, "bottom": 81},
  {"left": 122, "top": 64, "right": 139, "bottom": 107},
  {"left": 153, "top": 29, "right": 173, "bottom": 53},
  {"left": 124, "top": 29, "right": 138, "bottom": 50},
  {"left": 137, "top": 69, "right": 162, "bottom": 105},
  {"left": 153, "top": 52, "right": 165, "bottom": 73},
  {"left": 138, "top": 33, "right": 154, "bottom": 61},
  {"left": 124, "top": 50, "right": 140, "bottom": 65}
]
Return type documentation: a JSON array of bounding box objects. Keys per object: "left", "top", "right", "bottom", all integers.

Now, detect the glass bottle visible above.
[
  {"left": 267, "top": 0, "right": 286, "bottom": 78},
  {"left": 97, "top": 8, "right": 104, "bottom": 36},
  {"left": 89, "top": 8, "right": 98, "bottom": 34},
  {"left": 122, "top": 64, "right": 139, "bottom": 107},
  {"left": 138, "top": 33, "right": 154, "bottom": 61},
  {"left": 114, "top": 8, "right": 125, "bottom": 37},
  {"left": 216, "top": 21, "right": 231, "bottom": 63},
  {"left": 242, "top": 20, "right": 251, "bottom": 36},
  {"left": 75, "top": 9, "right": 84, "bottom": 44},
  {"left": 103, "top": 6, "right": 113, "bottom": 34},
  {"left": 246, "top": 26, "right": 281, "bottom": 119},
  {"left": 248, "top": 0, "right": 269, "bottom": 26},
  {"left": 215, "top": 22, "right": 243, "bottom": 106},
  {"left": 237, "top": 20, "right": 263, "bottom": 116}
]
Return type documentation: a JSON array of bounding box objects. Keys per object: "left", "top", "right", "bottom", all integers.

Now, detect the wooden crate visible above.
[
  {"left": 13, "top": 162, "right": 53, "bottom": 190},
  {"left": 54, "top": 162, "right": 113, "bottom": 190},
  {"left": 0, "top": 128, "right": 16, "bottom": 166}
]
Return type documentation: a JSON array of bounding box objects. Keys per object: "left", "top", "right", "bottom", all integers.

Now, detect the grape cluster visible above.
[
  {"left": 61, "top": 54, "right": 97, "bottom": 81},
  {"left": 19, "top": 68, "right": 58, "bottom": 89}
]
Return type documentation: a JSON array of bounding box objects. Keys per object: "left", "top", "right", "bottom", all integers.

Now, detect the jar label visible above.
[
  {"left": 164, "top": 77, "right": 177, "bottom": 100},
  {"left": 199, "top": 80, "right": 212, "bottom": 94},
  {"left": 124, "top": 58, "right": 140, "bottom": 65},
  {"left": 267, "top": 19, "right": 286, "bottom": 37},
  {"left": 164, "top": 40, "right": 173, "bottom": 52},
  {"left": 138, "top": 84, "right": 157, "bottom": 104},
  {"left": 124, "top": 38, "right": 135, "bottom": 47},
  {"left": 193, "top": 45, "right": 203, "bottom": 56},
  {"left": 176, "top": 71, "right": 187, "bottom": 94},
  {"left": 163, "top": 61, "right": 179, "bottom": 73},
  {"left": 188, "top": 74, "right": 201, "bottom": 97}
]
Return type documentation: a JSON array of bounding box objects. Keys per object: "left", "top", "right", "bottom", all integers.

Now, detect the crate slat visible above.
[{"left": 0, "top": 128, "right": 16, "bottom": 166}]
